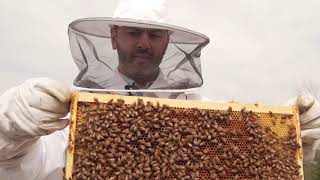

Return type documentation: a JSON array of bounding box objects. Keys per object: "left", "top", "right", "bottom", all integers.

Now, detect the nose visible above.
[{"left": 136, "top": 32, "right": 151, "bottom": 50}]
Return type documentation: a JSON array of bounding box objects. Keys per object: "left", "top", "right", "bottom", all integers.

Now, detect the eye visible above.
[
  {"left": 126, "top": 29, "right": 141, "bottom": 37},
  {"left": 149, "top": 31, "right": 166, "bottom": 39},
  {"left": 150, "top": 33, "right": 161, "bottom": 38}
]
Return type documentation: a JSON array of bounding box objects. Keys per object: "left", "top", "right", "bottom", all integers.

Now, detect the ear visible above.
[{"left": 111, "top": 26, "right": 118, "bottom": 50}]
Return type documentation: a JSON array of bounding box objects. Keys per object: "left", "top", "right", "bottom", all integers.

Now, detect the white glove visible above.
[
  {"left": 0, "top": 78, "right": 71, "bottom": 167},
  {"left": 287, "top": 93, "right": 320, "bottom": 162}
]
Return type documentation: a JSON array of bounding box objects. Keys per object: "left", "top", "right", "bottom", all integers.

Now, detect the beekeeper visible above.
[{"left": 0, "top": 0, "right": 319, "bottom": 179}]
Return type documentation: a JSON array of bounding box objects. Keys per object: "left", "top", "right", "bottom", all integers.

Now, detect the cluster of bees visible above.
[{"left": 69, "top": 98, "right": 302, "bottom": 179}]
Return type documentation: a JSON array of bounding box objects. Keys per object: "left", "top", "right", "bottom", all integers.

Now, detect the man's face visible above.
[{"left": 111, "top": 26, "right": 169, "bottom": 81}]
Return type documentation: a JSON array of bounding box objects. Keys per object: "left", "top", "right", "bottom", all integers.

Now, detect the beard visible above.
[{"left": 117, "top": 48, "right": 163, "bottom": 78}]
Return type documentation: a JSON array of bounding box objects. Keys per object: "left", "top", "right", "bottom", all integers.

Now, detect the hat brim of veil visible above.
[{"left": 68, "top": 17, "right": 210, "bottom": 45}]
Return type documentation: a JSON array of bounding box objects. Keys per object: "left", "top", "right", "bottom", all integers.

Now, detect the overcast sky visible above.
[{"left": 0, "top": 0, "right": 319, "bottom": 105}]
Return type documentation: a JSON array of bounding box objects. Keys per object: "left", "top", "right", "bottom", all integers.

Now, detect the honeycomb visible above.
[{"left": 65, "top": 92, "right": 303, "bottom": 179}]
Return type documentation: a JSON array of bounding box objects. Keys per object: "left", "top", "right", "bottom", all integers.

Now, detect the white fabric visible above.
[
  {"left": 113, "top": 0, "right": 169, "bottom": 23},
  {"left": 0, "top": 130, "right": 68, "bottom": 180}
]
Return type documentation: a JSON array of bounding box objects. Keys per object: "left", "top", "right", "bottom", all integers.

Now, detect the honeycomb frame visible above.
[{"left": 65, "top": 92, "right": 303, "bottom": 179}]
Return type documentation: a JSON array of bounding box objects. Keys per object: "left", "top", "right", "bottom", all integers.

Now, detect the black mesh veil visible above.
[{"left": 68, "top": 18, "right": 210, "bottom": 98}]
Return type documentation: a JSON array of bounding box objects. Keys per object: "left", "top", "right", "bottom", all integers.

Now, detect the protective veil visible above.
[{"left": 68, "top": 0, "right": 210, "bottom": 98}]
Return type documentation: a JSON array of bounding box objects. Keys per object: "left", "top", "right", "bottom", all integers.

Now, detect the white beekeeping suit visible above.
[{"left": 0, "top": 0, "right": 319, "bottom": 179}]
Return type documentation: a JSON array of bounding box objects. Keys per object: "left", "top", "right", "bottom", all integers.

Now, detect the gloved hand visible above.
[
  {"left": 0, "top": 78, "right": 71, "bottom": 167},
  {"left": 287, "top": 93, "right": 320, "bottom": 163},
  {"left": 0, "top": 78, "right": 71, "bottom": 139},
  {"left": 290, "top": 93, "right": 320, "bottom": 179}
]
